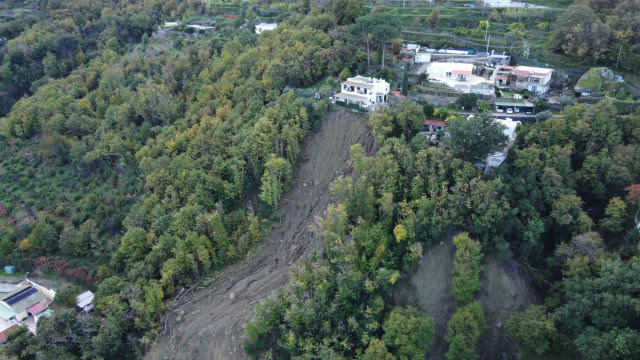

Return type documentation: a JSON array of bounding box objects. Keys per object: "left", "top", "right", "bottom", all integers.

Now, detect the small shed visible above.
[
  {"left": 76, "top": 291, "right": 94, "bottom": 312},
  {"left": 4, "top": 266, "right": 15, "bottom": 274}
]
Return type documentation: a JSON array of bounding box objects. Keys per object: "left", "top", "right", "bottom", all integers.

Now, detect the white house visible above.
[
  {"left": 415, "top": 48, "right": 432, "bottom": 63},
  {"left": 427, "top": 62, "right": 474, "bottom": 82},
  {"left": 333, "top": 76, "right": 389, "bottom": 110},
  {"left": 492, "top": 65, "right": 554, "bottom": 94},
  {"left": 186, "top": 24, "right": 214, "bottom": 33},
  {"left": 255, "top": 23, "right": 278, "bottom": 34}
]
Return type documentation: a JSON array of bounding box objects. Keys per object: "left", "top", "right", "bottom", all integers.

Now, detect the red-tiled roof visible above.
[
  {"left": 496, "top": 75, "right": 509, "bottom": 80},
  {"left": 501, "top": 66, "right": 515, "bottom": 70},
  {"left": 425, "top": 119, "right": 447, "bottom": 127},
  {"left": 452, "top": 70, "right": 471, "bottom": 75},
  {"left": 0, "top": 324, "right": 18, "bottom": 342},
  {"left": 26, "top": 301, "right": 47, "bottom": 315}
]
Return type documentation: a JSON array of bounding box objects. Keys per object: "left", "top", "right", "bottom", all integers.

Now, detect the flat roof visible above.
[
  {"left": 495, "top": 98, "right": 535, "bottom": 107},
  {"left": 256, "top": 23, "right": 278, "bottom": 28},
  {"left": 428, "top": 62, "right": 474, "bottom": 72},
  {"left": 512, "top": 65, "right": 553, "bottom": 76},
  {"left": 343, "top": 81, "right": 373, "bottom": 89},
  {"left": 186, "top": 25, "right": 214, "bottom": 30}
]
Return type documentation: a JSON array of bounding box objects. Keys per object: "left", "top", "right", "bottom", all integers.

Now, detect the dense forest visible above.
[{"left": 1, "top": 0, "right": 639, "bottom": 359}]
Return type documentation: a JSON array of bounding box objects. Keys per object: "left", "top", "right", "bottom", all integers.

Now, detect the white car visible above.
[{"left": 506, "top": 108, "right": 514, "bottom": 114}]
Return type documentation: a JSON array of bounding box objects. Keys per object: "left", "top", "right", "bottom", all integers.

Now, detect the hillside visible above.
[{"left": 1, "top": 1, "right": 639, "bottom": 360}]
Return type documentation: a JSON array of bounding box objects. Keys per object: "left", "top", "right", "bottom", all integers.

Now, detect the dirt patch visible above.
[
  {"left": 395, "top": 233, "right": 540, "bottom": 360},
  {"left": 394, "top": 230, "right": 457, "bottom": 360},
  {"left": 145, "top": 108, "right": 375, "bottom": 360},
  {"left": 477, "top": 258, "right": 541, "bottom": 360}
]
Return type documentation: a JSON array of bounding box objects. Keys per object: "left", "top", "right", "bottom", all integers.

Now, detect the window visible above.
[{"left": 446, "top": 72, "right": 452, "bottom": 78}]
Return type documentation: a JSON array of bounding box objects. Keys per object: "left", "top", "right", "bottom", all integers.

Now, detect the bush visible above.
[
  {"left": 382, "top": 306, "right": 436, "bottom": 360},
  {"left": 535, "top": 110, "right": 553, "bottom": 122},
  {"left": 454, "top": 27, "right": 469, "bottom": 35},
  {"left": 55, "top": 285, "right": 79, "bottom": 307}
]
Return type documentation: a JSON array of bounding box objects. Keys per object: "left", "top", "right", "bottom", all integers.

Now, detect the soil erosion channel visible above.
[{"left": 146, "top": 109, "right": 375, "bottom": 360}]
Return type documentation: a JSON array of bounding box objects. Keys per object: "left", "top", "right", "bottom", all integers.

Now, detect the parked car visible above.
[
  {"left": 525, "top": 110, "right": 533, "bottom": 115},
  {"left": 506, "top": 108, "right": 514, "bottom": 114},
  {"left": 497, "top": 108, "right": 504, "bottom": 113}
]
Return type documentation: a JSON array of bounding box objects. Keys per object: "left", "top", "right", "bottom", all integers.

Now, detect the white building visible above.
[
  {"left": 255, "top": 23, "right": 278, "bottom": 34},
  {"left": 76, "top": 291, "right": 94, "bottom": 313},
  {"left": 333, "top": 76, "right": 389, "bottom": 110},
  {"left": 186, "top": 24, "right": 214, "bottom": 33},
  {"left": 0, "top": 280, "right": 55, "bottom": 335},
  {"left": 492, "top": 65, "right": 554, "bottom": 94},
  {"left": 164, "top": 21, "right": 181, "bottom": 28},
  {"left": 415, "top": 48, "right": 432, "bottom": 63},
  {"left": 427, "top": 62, "right": 474, "bottom": 82}
]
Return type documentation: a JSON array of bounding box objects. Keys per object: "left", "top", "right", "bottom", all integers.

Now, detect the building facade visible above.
[
  {"left": 333, "top": 76, "right": 390, "bottom": 110},
  {"left": 255, "top": 23, "right": 278, "bottom": 34},
  {"left": 492, "top": 65, "right": 554, "bottom": 94}
]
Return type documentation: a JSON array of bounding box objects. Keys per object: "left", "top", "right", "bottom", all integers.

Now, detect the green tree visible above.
[
  {"left": 444, "top": 113, "right": 508, "bottom": 162},
  {"left": 505, "top": 306, "right": 574, "bottom": 360},
  {"left": 423, "top": 103, "right": 434, "bottom": 118},
  {"left": 382, "top": 306, "right": 435, "bottom": 360},
  {"left": 555, "top": 257, "right": 640, "bottom": 360},
  {"left": 456, "top": 93, "right": 478, "bottom": 110},
  {"left": 370, "top": 13, "right": 399, "bottom": 68},
  {"left": 428, "top": 9, "right": 440, "bottom": 28},
  {"left": 55, "top": 285, "right": 79, "bottom": 307},
  {"left": 361, "top": 339, "right": 397, "bottom": 360},
  {"left": 451, "top": 233, "right": 483, "bottom": 304},
  {"left": 599, "top": 197, "right": 627, "bottom": 234},
  {"left": 401, "top": 66, "right": 409, "bottom": 96},
  {"left": 260, "top": 155, "right": 292, "bottom": 209},
  {"left": 445, "top": 302, "right": 487, "bottom": 360}
]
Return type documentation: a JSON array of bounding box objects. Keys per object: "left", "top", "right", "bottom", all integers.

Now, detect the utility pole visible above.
[
  {"left": 485, "top": 21, "right": 489, "bottom": 40},
  {"left": 616, "top": 44, "right": 622, "bottom": 69},
  {"left": 486, "top": 34, "right": 490, "bottom": 53}
]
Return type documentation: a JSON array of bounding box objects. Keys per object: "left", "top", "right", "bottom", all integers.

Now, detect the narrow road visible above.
[{"left": 145, "top": 109, "right": 375, "bottom": 360}]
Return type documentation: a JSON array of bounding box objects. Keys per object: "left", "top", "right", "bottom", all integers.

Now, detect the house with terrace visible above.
[
  {"left": 492, "top": 65, "right": 554, "bottom": 94},
  {"left": 333, "top": 76, "right": 389, "bottom": 110}
]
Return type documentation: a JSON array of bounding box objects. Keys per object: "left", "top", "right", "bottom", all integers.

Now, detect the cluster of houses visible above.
[
  {"left": 0, "top": 279, "right": 55, "bottom": 341},
  {"left": 0, "top": 278, "right": 95, "bottom": 343},
  {"left": 424, "top": 61, "right": 554, "bottom": 98},
  {"left": 404, "top": 44, "right": 555, "bottom": 110}
]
